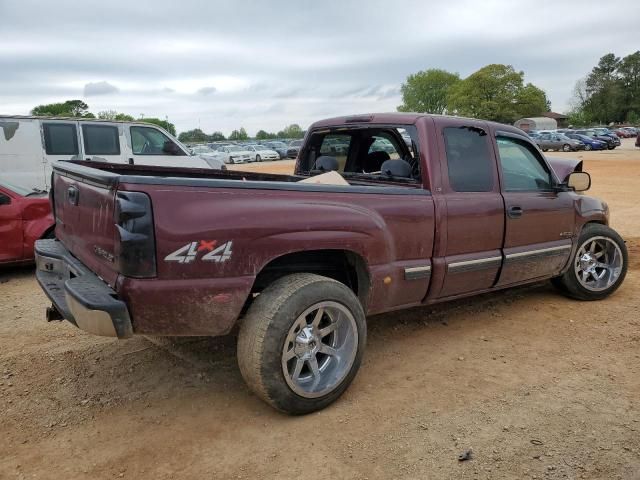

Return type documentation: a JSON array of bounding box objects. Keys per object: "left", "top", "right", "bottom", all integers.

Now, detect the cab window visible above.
[
  {"left": 443, "top": 127, "right": 494, "bottom": 192},
  {"left": 82, "top": 125, "right": 120, "bottom": 155},
  {"left": 131, "top": 126, "right": 184, "bottom": 156},
  {"left": 496, "top": 137, "right": 553, "bottom": 191}
]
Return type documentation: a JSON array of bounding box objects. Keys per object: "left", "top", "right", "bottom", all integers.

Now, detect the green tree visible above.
[
  {"left": 97, "top": 110, "right": 134, "bottom": 121},
  {"left": 139, "top": 117, "right": 176, "bottom": 136},
  {"left": 31, "top": 99, "right": 91, "bottom": 117},
  {"left": 583, "top": 53, "right": 623, "bottom": 123},
  {"left": 256, "top": 129, "right": 276, "bottom": 140},
  {"left": 178, "top": 128, "right": 208, "bottom": 143},
  {"left": 209, "top": 131, "right": 226, "bottom": 141},
  {"left": 569, "top": 52, "right": 640, "bottom": 124},
  {"left": 228, "top": 127, "right": 248, "bottom": 141},
  {"left": 446, "top": 64, "right": 549, "bottom": 123},
  {"left": 397, "top": 68, "right": 460, "bottom": 114},
  {"left": 278, "top": 124, "right": 304, "bottom": 139}
]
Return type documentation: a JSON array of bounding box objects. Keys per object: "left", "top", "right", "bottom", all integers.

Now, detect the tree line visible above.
[
  {"left": 29, "top": 100, "right": 177, "bottom": 135},
  {"left": 397, "top": 64, "right": 549, "bottom": 124},
  {"left": 177, "top": 123, "right": 305, "bottom": 143},
  {"left": 569, "top": 51, "right": 640, "bottom": 125}
]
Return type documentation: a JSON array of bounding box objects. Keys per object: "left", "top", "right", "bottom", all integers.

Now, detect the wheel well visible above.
[
  {"left": 252, "top": 250, "right": 370, "bottom": 309},
  {"left": 41, "top": 225, "right": 56, "bottom": 239}
]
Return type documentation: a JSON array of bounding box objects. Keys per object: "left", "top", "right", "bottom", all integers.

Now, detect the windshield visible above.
[
  {"left": 290, "top": 140, "right": 303, "bottom": 147},
  {"left": 557, "top": 134, "right": 572, "bottom": 141},
  {"left": 227, "top": 146, "right": 242, "bottom": 152}
]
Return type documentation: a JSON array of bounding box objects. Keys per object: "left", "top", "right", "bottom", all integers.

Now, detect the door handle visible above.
[{"left": 508, "top": 206, "right": 523, "bottom": 218}]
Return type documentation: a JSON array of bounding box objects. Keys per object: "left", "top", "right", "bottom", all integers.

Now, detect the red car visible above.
[{"left": 0, "top": 181, "right": 55, "bottom": 266}]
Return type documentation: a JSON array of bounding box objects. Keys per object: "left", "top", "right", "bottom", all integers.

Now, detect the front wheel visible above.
[
  {"left": 563, "top": 144, "right": 571, "bottom": 152},
  {"left": 255, "top": 154, "right": 261, "bottom": 162},
  {"left": 585, "top": 144, "right": 592, "bottom": 151},
  {"left": 237, "top": 273, "right": 366, "bottom": 414},
  {"left": 552, "top": 224, "right": 627, "bottom": 301}
]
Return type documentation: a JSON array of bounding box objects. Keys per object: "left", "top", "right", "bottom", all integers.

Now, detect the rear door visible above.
[
  {"left": 432, "top": 118, "right": 505, "bottom": 298},
  {"left": 493, "top": 132, "right": 574, "bottom": 286}
]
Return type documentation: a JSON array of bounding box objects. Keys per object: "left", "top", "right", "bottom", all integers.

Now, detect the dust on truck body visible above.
[{"left": 35, "top": 113, "right": 627, "bottom": 414}]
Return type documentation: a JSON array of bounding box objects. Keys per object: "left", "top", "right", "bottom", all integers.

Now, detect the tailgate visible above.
[{"left": 53, "top": 172, "right": 121, "bottom": 287}]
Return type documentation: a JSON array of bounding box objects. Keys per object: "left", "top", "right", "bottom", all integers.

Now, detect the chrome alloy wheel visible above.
[
  {"left": 282, "top": 301, "right": 358, "bottom": 398},
  {"left": 574, "top": 236, "right": 623, "bottom": 292}
]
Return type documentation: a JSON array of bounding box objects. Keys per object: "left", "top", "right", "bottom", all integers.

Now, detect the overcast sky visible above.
[{"left": 1, "top": 0, "right": 639, "bottom": 136}]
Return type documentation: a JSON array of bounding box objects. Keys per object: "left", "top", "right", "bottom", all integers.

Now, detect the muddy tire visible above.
[
  {"left": 552, "top": 224, "right": 627, "bottom": 301},
  {"left": 237, "top": 273, "right": 366, "bottom": 415}
]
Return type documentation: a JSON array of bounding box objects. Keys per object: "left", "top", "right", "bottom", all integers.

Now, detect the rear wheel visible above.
[
  {"left": 552, "top": 224, "right": 627, "bottom": 301},
  {"left": 255, "top": 154, "right": 261, "bottom": 162},
  {"left": 562, "top": 144, "right": 571, "bottom": 152},
  {"left": 237, "top": 273, "right": 366, "bottom": 414}
]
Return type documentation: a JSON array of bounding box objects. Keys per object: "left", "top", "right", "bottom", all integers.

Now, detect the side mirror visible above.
[
  {"left": 567, "top": 172, "right": 591, "bottom": 192},
  {"left": 0, "top": 194, "right": 11, "bottom": 206}
]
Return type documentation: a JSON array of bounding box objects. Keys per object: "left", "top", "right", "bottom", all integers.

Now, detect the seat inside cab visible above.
[{"left": 300, "top": 126, "right": 421, "bottom": 184}]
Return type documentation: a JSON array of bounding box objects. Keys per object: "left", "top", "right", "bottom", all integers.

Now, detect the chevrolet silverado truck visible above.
[{"left": 34, "top": 113, "right": 628, "bottom": 414}]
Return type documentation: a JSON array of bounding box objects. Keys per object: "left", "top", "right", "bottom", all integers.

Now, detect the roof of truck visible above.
[{"left": 309, "top": 112, "right": 526, "bottom": 135}]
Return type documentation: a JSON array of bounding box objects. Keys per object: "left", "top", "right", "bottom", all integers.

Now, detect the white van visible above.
[{"left": 0, "top": 116, "right": 224, "bottom": 191}]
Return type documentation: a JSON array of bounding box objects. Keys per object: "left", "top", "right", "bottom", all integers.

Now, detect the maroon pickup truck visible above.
[{"left": 35, "top": 113, "right": 628, "bottom": 414}]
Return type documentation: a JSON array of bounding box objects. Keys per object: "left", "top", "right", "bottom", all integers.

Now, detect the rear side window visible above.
[
  {"left": 43, "top": 123, "right": 79, "bottom": 155},
  {"left": 443, "top": 127, "right": 494, "bottom": 192},
  {"left": 82, "top": 125, "right": 120, "bottom": 155}
]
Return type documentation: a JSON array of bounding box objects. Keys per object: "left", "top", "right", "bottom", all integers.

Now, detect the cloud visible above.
[
  {"left": 83, "top": 81, "right": 119, "bottom": 96},
  {"left": 196, "top": 86, "right": 217, "bottom": 96},
  {"left": 1, "top": 0, "right": 639, "bottom": 135}
]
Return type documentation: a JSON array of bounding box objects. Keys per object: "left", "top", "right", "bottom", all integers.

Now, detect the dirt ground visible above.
[{"left": 1, "top": 139, "right": 639, "bottom": 480}]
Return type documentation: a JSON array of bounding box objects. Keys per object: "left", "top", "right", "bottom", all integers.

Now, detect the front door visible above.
[
  {"left": 432, "top": 119, "right": 505, "bottom": 299},
  {"left": 494, "top": 133, "right": 575, "bottom": 286},
  {"left": 128, "top": 125, "right": 203, "bottom": 168}
]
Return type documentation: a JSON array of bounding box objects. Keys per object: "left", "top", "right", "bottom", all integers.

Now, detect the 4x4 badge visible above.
[{"left": 164, "top": 240, "right": 233, "bottom": 264}]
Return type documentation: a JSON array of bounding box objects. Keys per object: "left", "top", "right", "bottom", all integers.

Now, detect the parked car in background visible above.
[
  {"left": 536, "top": 133, "right": 585, "bottom": 152},
  {"left": 614, "top": 128, "right": 635, "bottom": 138},
  {"left": 244, "top": 144, "right": 280, "bottom": 162},
  {"left": 565, "top": 133, "right": 608, "bottom": 151},
  {"left": 216, "top": 145, "right": 252, "bottom": 164},
  {"left": 575, "top": 130, "right": 619, "bottom": 149},
  {"left": 189, "top": 145, "right": 227, "bottom": 168},
  {"left": 0, "top": 116, "right": 221, "bottom": 191},
  {"left": 620, "top": 126, "right": 638, "bottom": 136},
  {"left": 286, "top": 140, "right": 304, "bottom": 159},
  {"left": 593, "top": 127, "right": 622, "bottom": 144},
  {"left": 262, "top": 141, "right": 288, "bottom": 159},
  {"left": 0, "top": 181, "right": 54, "bottom": 266}
]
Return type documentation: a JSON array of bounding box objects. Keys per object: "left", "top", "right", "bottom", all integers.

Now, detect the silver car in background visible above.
[{"left": 244, "top": 145, "right": 280, "bottom": 162}]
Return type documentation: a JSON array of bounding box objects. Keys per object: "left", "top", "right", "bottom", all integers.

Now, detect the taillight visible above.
[{"left": 114, "top": 191, "right": 156, "bottom": 278}]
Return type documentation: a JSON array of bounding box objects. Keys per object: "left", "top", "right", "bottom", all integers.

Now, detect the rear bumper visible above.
[{"left": 34, "top": 239, "right": 133, "bottom": 339}]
